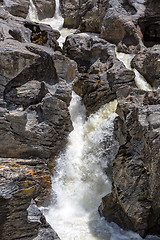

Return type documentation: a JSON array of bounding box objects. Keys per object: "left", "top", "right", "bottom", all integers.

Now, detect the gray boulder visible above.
[{"left": 32, "top": 0, "right": 56, "bottom": 20}]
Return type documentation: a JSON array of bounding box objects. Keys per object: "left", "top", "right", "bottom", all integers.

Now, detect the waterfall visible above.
[
  {"left": 42, "top": 92, "right": 158, "bottom": 240},
  {"left": 27, "top": 0, "right": 75, "bottom": 46},
  {"left": 115, "top": 50, "right": 152, "bottom": 91}
]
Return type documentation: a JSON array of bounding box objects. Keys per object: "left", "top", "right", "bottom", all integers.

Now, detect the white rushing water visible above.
[
  {"left": 27, "top": 0, "right": 75, "bottom": 46},
  {"left": 115, "top": 50, "right": 152, "bottom": 91},
  {"left": 42, "top": 92, "right": 159, "bottom": 240}
]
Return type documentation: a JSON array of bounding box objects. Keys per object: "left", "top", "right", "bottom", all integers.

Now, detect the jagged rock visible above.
[
  {"left": 0, "top": 158, "right": 52, "bottom": 240},
  {"left": 32, "top": 0, "right": 56, "bottom": 20},
  {"left": 61, "top": 0, "right": 160, "bottom": 53},
  {"left": 28, "top": 200, "right": 60, "bottom": 240},
  {"left": 0, "top": 43, "right": 73, "bottom": 159},
  {"left": 0, "top": 7, "right": 60, "bottom": 50},
  {"left": 64, "top": 34, "right": 135, "bottom": 113},
  {"left": 99, "top": 86, "right": 160, "bottom": 238},
  {"left": 2, "top": 0, "right": 29, "bottom": 18},
  {"left": 78, "top": 0, "right": 107, "bottom": 33},
  {"left": 131, "top": 45, "right": 160, "bottom": 88},
  {"left": 0, "top": 7, "right": 76, "bottom": 159},
  {"left": 138, "top": 0, "right": 160, "bottom": 47},
  {"left": 60, "top": 0, "right": 93, "bottom": 28}
]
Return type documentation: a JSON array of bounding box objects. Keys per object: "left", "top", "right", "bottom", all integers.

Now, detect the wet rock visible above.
[
  {"left": 64, "top": 35, "right": 135, "bottom": 114},
  {"left": 32, "top": 0, "right": 56, "bottom": 20},
  {"left": 100, "top": 86, "right": 160, "bottom": 238},
  {"left": 131, "top": 45, "right": 160, "bottom": 88}
]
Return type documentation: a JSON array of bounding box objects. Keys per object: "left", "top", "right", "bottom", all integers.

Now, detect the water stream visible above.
[
  {"left": 28, "top": 1, "right": 159, "bottom": 239},
  {"left": 27, "top": 0, "right": 75, "bottom": 46},
  {"left": 115, "top": 50, "right": 152, "bottom": 91}
]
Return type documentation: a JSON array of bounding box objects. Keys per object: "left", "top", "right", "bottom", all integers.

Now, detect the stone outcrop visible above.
[
  {"left": 131, "top": 45, "right": 160, "bottom": 88},
  {"left": 61, "top": 0, "right": 160, "bottom": 53},
  {"left": 99, "top": 86, "right": 160, "bottom": 238},
  {"left": 0, "top": 158, "right": 52, "bottom": 240},
  {"left": 32, "top": 0, "right": 56, "bottom": 20},
  {"left": 60, "top": 0, "right": 93, "bottom": 28},
  {"left": 0, "top": 7, "right": 77, "bottom": 240},
  {"left": 64, "top": 34, "right": 135, "bottom": 114},
  {"left": 2, "top": 0, "right": 30, "bottom": 18}
]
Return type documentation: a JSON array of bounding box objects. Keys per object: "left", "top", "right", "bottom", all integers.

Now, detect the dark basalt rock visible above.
[
  {"left": 60, "top": 0, "right": 93, "bottom": 28},
  {"left": 32, "top": 0, "right": 56, "bottom": 20},
  {"left": 61, "top": 0, "right": 160, "bottom": 53},
  {"left": 64, "top": 34, "right": 135, "bottom": 114},
  {"left": 131, "top": 45, "right": 160, "bottom": 88},
  {"left": 99, "top": 86, "right": 160, "bottom": 238}
]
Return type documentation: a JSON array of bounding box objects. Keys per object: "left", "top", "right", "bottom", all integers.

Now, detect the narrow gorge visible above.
[{"left": 0, "top": 0, "right": 160, "bottom": 240}]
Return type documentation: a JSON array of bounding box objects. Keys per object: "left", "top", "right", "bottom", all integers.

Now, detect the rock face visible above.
[
  {"left": 64, "top": 34, "right": 135, "bottom": 114},
  {"left": 0, "top": 158, "right": 52, "bottom": 240},
  {"left": 32, "top": 0, "right": 56, "bottom": 20},
  {"left": 99, "top": 86, "right": 160, "bottom": 238},
  {"left": 60, "top": 0, "right": 93, "bottom": 28},
  {"left": 0, "top": 7, "right": 77, "bottom": 240},
  {"left": 131, "top": 45, "right": 160, "bottom": 88}
]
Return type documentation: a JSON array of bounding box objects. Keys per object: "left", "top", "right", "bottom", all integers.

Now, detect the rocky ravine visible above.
[{"left": 0, "top": 0, "right": 160, "bottom": 239}]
